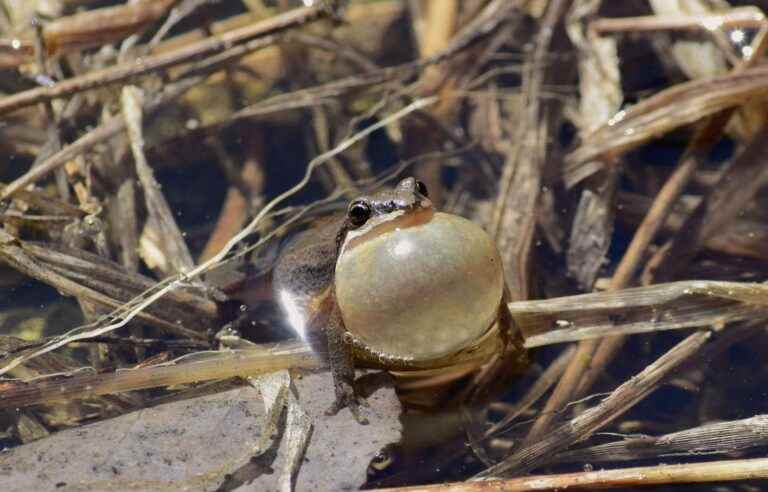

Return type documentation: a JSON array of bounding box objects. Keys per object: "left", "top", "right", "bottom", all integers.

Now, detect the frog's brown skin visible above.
[{"left": 273, "top": 177, "right": 524, "bottom": 422}]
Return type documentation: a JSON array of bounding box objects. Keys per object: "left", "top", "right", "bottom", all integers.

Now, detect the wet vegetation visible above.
[{"left": 3, "top": 1, "right": 768, "bottom": 490}]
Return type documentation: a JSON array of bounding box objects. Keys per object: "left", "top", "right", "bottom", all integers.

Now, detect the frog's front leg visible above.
[{"left": 324, "top": 298, "right": 369, "bottom": 424}]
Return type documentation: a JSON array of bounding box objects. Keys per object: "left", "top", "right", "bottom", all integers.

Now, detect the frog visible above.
[{"left": 272, "top": 177, "right": 524, "bottom": 423}]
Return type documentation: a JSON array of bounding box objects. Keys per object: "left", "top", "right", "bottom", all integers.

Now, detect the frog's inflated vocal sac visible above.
[{"left": 273, "top": 177, "right": 524, "bottom": 422}]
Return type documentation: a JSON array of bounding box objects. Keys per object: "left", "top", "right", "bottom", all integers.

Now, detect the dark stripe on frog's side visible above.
[{"left": 272, "top": 214, "right": 344, "bottom": 316}]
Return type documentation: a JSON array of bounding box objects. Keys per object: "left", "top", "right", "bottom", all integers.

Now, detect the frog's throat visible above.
[{"left": 340, "top": 207, "right": 434, "bottom": 256}]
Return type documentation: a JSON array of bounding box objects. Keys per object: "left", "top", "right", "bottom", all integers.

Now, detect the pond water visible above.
[{"left": 2, "top": 1, "right": 768, "bottom": 491}]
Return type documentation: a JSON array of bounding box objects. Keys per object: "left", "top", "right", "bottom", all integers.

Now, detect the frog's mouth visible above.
[{"left": 341, "top": 206, "right": 435, "bottom": 254}]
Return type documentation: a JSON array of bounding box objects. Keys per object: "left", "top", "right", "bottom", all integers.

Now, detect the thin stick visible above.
[
  {"left": 376, "top": 456, "right": 768, "bottom": 491},
  {"left": 572, "top": 20, "right": 768, "bottom": 398},
  {"left": 0, "top": 97, "right": 436, "bottom": 377},
  {"left": 525, "top": 338, "right": 595, "bottom": 441},
  {"left": 568, "top": 114, "right": 730, "bottom": 401},
  {"left": 590, "top": 7, "right": 766, "bottom": 35},
  {"left": 482, "top": 345, "right": 575, "bottom": 440},
  {"left": 0, "top": 76, "right": 201, "bottom": 201},
  {"left": 475, "top": 331, "right": 710, "bottom": 477},
  {"left": 553, "top": 413, "right": 768, "bottom": 464},
  {"left": 0, "top": 31, "right": 282, "bottom": 201},
  {"left": 604, "top": 22, "right": 768, "bottom": 291},
  {"left": 497, "top": 0, "right": 572, "bottom": 439},
  {"left": 0, "top": 344, "right": 320, "bottom": 409},
  {"left": 122, "top": 86, "right": 197, "bottom": 275},
  {"left": 540, "top": 18, "right": 768, "bottom": 428},
  {"left": 0, "top": 4, "right": 328, "bottom": 116}
]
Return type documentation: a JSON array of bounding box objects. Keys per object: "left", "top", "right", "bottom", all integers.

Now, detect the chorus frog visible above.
[{"left": 273, "top": 177, "right": 524, "bottom": 422}]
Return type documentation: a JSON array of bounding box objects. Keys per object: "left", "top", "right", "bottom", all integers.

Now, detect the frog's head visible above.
[{"left": 337, "top": 177, "right": 433, "bottom": 256}]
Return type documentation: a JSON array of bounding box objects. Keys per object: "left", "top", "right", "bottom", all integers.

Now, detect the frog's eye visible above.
[
  {"left": 348, "top": 200, "right": 372, "bottom": 227},
  {"left": 415, "top": 180, "right": 429, "bottom": 197}
]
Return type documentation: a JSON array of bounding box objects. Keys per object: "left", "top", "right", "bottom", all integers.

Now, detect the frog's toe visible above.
[
  {"left": 326, "top": 381, "right": 369, "bottom": 424},
  {"left": 348, "top": 398, "right": 370, "bottom": 425}
]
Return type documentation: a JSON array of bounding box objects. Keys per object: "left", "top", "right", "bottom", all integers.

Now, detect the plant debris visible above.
[{"left": 3, "top": 1, "right": 768, "bottom": 491}]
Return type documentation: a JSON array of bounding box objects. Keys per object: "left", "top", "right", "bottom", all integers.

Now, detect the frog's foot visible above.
[{"left": 326, "top": 379, "right": 369, "bottom": 425}]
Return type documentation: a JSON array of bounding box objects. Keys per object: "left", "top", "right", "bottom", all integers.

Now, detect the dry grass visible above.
[{"left": 2, "top": 1, "right": 768, "bottom": 490}]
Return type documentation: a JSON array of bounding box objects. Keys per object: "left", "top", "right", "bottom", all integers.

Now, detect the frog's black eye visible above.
[
  {"left": 415, "top": 180, "right": 429, "bottom": 197},
  {"left": 348, "top": 200, "right": 372, "bottom": 227}
]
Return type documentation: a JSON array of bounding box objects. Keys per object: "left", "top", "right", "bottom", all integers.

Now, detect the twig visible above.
[
  {"left": 0, "top": 343, "right": 320, "bottom": 409},
  {"left": 0, "top": 96, "right": 436, "bottom": 377},
  {"left": 554, "top": 414, "right": 768, "bottom": 464},
  {"left": 4, "top": 335, "right": 212, "bottom": 354},
  {"left": 564, "top": 63, "right": 768, "bottom": 184},
  {"left": 493, "top": 0, "right": 571, "bottom": 439},
  {"left": 512, "top": 280, "right": 768, "bottom": 347},
  {"left": 644, "top": 122, "right": 768, "bottom": 283},
  {"left": 0, "top": 231, "right": 209, "bottom": 339},
  {"left": 0, "top": 32, "right": 281, "bottom": 201},
  {"left": 475, "top": 331, "right": 710, "bottom": 477},
  {"left": 490, "top": 0, "right": 569, "bottom": 301},
  {"left": 0, "top": 76, "right": 201, "bottom": 201},
  {"left": 427, "top": 0, "right": 528, "bottom": 65},
  {"left": 122, "top": 86, "right": 197, "bottom": 276},
  {"left": 590, "top": 7, "right": 766, "bottom": 36},
  {"left": 0, "top": 3, "right": 330, "bottom": 116},
  {"left": 377, "top": 456, "right": 768, "bottom": 491},
  {"left": 482, "top": 345, "right": 576, "bottom": 441},
  {"left": 544, "top": 14, "right": 768, "bottom": 429},
  {"left": 199, "top": 133, "right": 265, "bottom": 262}
]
